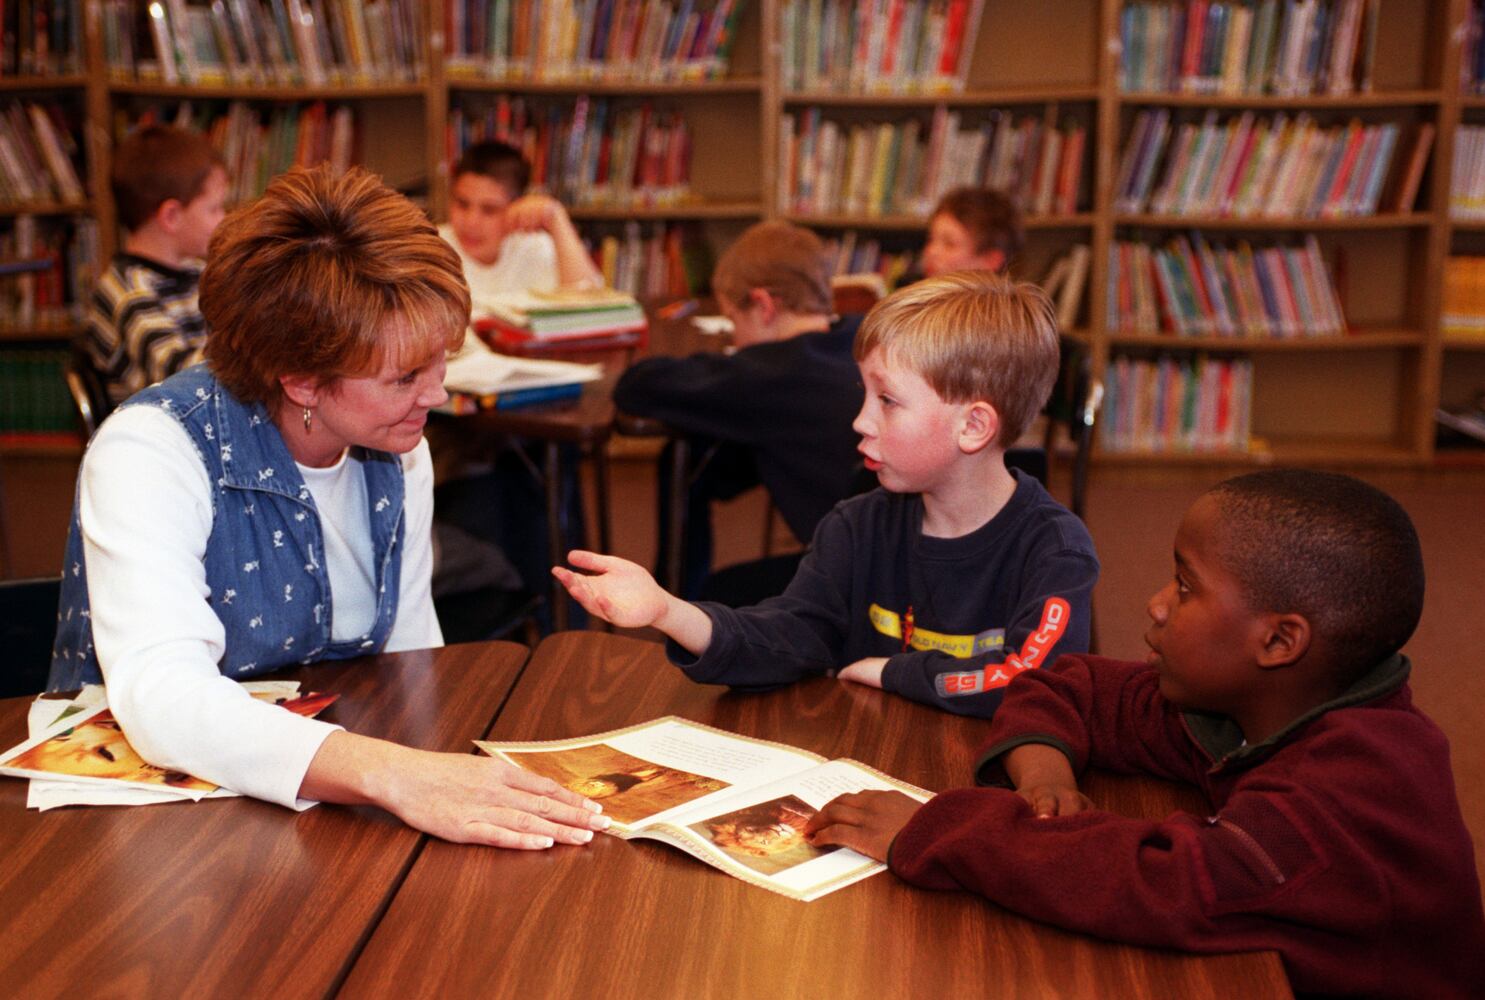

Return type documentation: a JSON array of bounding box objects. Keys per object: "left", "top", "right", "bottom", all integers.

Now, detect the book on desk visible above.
[
  {"left": 473, "top": 287, "right": 650, "bottom": 355},
  {"left": 440, "top": 347, "right": 603, "bottom": 413},
  {"left": 479, "top": 716, "right": 929, "bottom": 901}
]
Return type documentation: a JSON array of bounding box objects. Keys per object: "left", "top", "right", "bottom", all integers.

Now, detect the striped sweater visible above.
[{"left": 84, "top": 252, "right": 206, "bottom": 405}]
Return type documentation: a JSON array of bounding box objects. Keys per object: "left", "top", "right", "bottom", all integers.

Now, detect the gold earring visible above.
[{"left": 303, "top": 407, "right": 313, "bottom": 433}]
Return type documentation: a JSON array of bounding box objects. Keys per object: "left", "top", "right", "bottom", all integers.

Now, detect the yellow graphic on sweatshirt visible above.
[{"left": 867, "top": 604, "right": 1005, "bottom": 658}]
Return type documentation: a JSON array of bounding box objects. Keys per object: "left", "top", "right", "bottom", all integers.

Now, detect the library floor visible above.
[{"left": 5, "top": 451, "right": 1484, "bottom": 897}]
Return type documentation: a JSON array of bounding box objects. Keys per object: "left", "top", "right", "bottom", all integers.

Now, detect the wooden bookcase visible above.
[{"left": 6, "top": 0, "right": 1484, "bottom": 467}]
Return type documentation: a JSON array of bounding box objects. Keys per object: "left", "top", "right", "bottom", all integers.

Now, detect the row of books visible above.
[
  {"left": 1119, "top": 0, "right": 1380, "bottom": 97},
  {"left": 585, "top": 220, "right": 711, "bottom": 298},
  {"left": 780, "top": 105, "right": 1085, "bottom": 219},
  {"left": 820, "top": 230, "right": 916, "bottom": 288},
  {"left": 444, "top": 0, "right": 747, "bottom": 84},
  {"left": 1107, "top": 234, "right": 1346, "bottom": 338},
  {"left": 129, "top": 101, "right": 357, "bottom": 206},
  {"left": 0, "top": 1, "right": 81, "bottom": 76},
  {"left": 1115, "top": 108, "right": 1428, "bottom": 218},
  {"left": 1442, "top": 257, "right": 1485, "bottom": 339},
  {"left": 1102, "top": 353, "right": 1253, "bottom": 454},
  {"left": 450, "top": 96, "right": 692, "bottom": 208},
  {"left": 100, "top": 0, "right": 423, "bottom": 87},
  {"left": 0, "top": 215, "right": 98, "bottom": 330},
  {"left": 1449, "top": 125, "right": 1485, "bottom": 221},
  {"left": 1461, "top": 1, "right": 1485, "bottom": 96},
  {"left": 0, "top": 100, "right": 84, "bottom": 205},
  {"left": 0, "top": 348, "right": 77, "bottom": 437},
  {"left": 779, "top": 0, "right": 985, "bottom": 95}
]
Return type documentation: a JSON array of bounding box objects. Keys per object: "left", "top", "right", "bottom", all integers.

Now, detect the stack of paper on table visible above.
[
  {"left": 439, "top": 342, "right": 603, "bottom": 412},
  {"left": 475, "top": 287, "right": 648, "bottom": 343},
  {"left": 479, "top": 716, "right": 930, "bottom": 901},
  {"left": 0, "top": 682, "right": 337, "bottom": 810}
]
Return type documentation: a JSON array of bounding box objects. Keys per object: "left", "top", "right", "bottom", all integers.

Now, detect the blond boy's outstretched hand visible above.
[{"left": 553, "top": 551, "right": 714, "bottom": 653}]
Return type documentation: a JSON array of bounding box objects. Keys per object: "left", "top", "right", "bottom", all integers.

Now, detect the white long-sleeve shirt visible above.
[{"left": 79, "top": 405, "right": 442, "bottom": 809}]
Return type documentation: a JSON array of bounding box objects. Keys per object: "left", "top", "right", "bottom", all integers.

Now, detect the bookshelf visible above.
[{"left": 1, "top": 0, "right": 1482, "bottom": 467}]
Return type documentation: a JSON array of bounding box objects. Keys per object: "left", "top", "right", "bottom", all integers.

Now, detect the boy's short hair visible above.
[
  {"left": 854, "top": 270, "right": 1058, "bottom": 448},
  {"left": 201, "top": 164, "right": 469, "bottom": 407},
  {"left": 711, "top": 221, "right": 832, "bottom": 315},
  {"left": 1207, "top": 470, "right": 1425, "bottom": 676},
  {"left": 452, "top": 140, "right": 531, "bottom": 199},
  {"left": 931, "top": 187, "right": 1026, "bottom": 263},
  {"left": 111, "top": 124, "right": 225, "bottom": 232}
]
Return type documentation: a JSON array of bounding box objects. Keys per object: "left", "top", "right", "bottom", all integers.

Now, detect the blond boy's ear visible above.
[
  {"left": 958, "top": 400, "right": 1001, "bottom": 454},
  {"left": 1255, "top": 612, "right": 1311, "bottom": 670}
]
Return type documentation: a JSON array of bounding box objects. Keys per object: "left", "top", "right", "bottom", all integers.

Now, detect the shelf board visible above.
[
  {"left": 785, "top": 212, "right": 1094, "bottom": 231},
  {"left": 0, "top": 74, "right": 88, "bottom": 91},
  {"left": 1449, "top": 218, "right": 1485, "bottom": 230},
  {"left": 569, "top": 201, "right": 763, "bottom": 221},
  {"left": 1443, "top": 336, "right": 1485, "bottom": 351},
  {"left": 782, "top": 84, "right": 1100, "bottom": 107},
  {"left": 0, "top": 200, "right": 91, "bottom": 216},
  {"left": 1105, "top": 329, "right": 1425, "bottom": 351},
  {"left": 1459, "top": 94, "right": 1485, "bottom": 108},
  {"left": 108, "top": 81, "right": 427, "bottom": 100},
  {"left": 1115, "top": 212, "right": 1431, "bottom": 230},
  {"left": 0, "top": 322, "right": 84, "bottom": 342},
  {"left": 447, "top": 76, "right": 763, "bottom": 96},
  {"left": 1119, "top": 88, "right": 1442, "bottom": 108},
  {"left": 0, "top": 433, "right": 83, "bottom": 458},
  {"left": 1097, "top": 439, "right": 1420, "bottom": 467}
]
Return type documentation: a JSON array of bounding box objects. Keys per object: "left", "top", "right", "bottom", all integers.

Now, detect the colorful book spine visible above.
[{"left": 1102, "top": 353, "right": 1253, "bottom": 454}]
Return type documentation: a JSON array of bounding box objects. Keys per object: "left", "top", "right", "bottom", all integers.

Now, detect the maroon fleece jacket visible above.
[{"left": 888, "top": 653, "right": 1485, "bottom": 999}]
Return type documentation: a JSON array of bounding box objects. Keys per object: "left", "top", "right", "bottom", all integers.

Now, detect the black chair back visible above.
[
  {"left": 65, "top": 346, "right": 113, "bottom": 440},
  {"left": 0, "top": 576, "right": 62, "bottom": 698}
]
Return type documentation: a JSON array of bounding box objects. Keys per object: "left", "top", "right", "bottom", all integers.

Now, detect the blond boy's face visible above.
[{"left": 853, "top": 348, "right": 967, "bottom": 494}]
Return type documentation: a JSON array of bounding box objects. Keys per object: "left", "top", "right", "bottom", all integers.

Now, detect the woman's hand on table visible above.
[{"left": 303, "top": 732, "right": 610, "bottom": 848}]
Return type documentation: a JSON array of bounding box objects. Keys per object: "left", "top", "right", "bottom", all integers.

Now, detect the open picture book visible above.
[{"left": 478, "top": 716, "right": 929, "bottom": 901}]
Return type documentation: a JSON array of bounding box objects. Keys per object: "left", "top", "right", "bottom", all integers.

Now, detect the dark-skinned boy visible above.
[{"left": 807, "top": 470, "right": 1485, "bottom": 999}]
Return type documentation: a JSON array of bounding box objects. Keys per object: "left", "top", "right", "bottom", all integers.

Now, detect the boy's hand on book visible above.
[
  {"left": 805, "top": 790, "right": 922, "bottom": 863},
  {"left": 553, "top": 550, "right": 670, "bottom": 628},
  {"left": 837, "top": 657, "right": 887, "bottom": 688}
]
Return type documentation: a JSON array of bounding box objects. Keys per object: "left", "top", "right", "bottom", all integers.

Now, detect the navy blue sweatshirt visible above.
[
  {"left": 669, "top": 473, "right": 1100, "bottom": 718},
  {"left": 613, "top": 315, "right": 864, "bottom": 543}
]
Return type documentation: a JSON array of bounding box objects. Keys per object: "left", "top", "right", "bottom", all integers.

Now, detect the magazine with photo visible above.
[
  {"left": 0, "top": 687, "right": 338, "bottom": 799},
  {"left": 478, "top": 716, "right": 930, "bottom": 901}
]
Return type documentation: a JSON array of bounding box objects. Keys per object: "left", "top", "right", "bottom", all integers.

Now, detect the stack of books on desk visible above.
[
  {"left": 440, "top": 345, "right": 602, "bottom": 412},
  {"left": 475, "top": 287, "right": 649, "bottom": 355}
]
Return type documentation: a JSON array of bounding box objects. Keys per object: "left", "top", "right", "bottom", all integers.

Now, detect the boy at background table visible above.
[
  {"left": 84, "top": 124, "right": 228, "bottom": 406},
  {"left": 555, "top": 271, "right": 1098, "bottom": 719},
  {"left": 806, "top": 469, "right": 1485, "bottom": 998}
]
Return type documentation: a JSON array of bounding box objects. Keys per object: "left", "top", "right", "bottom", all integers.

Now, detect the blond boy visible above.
[{"left": 557, "top": 271, "right": 1099, "bottom": 718}]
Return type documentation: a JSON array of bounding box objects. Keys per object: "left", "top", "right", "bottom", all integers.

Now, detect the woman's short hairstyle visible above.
[
  {"left": 111, "top": 124, "right": 225, "bottom": 232},
  {"left": 201, "top": 164, "right": 469, "bottom": 406},
  {"left": 854, "top": 270, "right": 1059, "bottom": 448},
  {"left": 931, "top": 187, "right": 1026, "bottom": 263},
  {"left": 712, "top": 221, "right": 832, "bottom": 316},
  {"left": 452, "top": 140, "right": 531, "bottom": 199}
]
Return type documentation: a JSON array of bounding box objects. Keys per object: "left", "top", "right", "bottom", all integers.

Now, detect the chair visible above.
[
  {"left": 434, "top": 586, "right": 543, "bottom": 647},
  {"left": 64, "top": 346, "right": 113, "bottom": 441},
  {"left": 0, "top": 576, "right": 62, "bottom": 697}
]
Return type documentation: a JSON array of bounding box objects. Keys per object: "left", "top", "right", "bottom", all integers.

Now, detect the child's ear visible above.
[
  {"left": 959, "top": 400, "right": 1001, "bottom": 454},
  {"left": 278, "top": 373, "right": 324, "bottom": 410},
  {"left": 748, "top": 288, "right": 777, "bottom": 324},
  {"left": 1256, "top": 612, "right": 1311, "bottom": 670},
  {"left": 155, "top": 198, "right": 186, "bottom": 234},
  {"left": 980, "top": 248, "right": 1008, "bottom": 274}
]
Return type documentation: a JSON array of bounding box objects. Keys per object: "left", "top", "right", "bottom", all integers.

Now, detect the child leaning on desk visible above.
[
  {"left": 806, "top": 470, "right": 1485, "bottom": 999},
  {"left": 554, "top": 271, "right": 1099, "bottom": 719}
]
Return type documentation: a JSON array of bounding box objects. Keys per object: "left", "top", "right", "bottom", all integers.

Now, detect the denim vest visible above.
[{"left": 48, "top": 365, "right": 407, "bottom": 690}]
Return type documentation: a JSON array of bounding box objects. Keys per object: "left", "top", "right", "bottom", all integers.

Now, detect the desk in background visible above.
[
  {"left": 0, "top": 642, "right": 528, "bottom": 998},
  {"left": 344, "top": 632, "right": 1293, "bottom": 998}
]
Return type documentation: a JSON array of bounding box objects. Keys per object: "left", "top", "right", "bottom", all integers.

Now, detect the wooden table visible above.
[
  {"left": 0, "top": 641, "right": 529, "bottom": 999},
  {"left": 343, "top": 632, "right": 1293, "bottom": 998}
]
